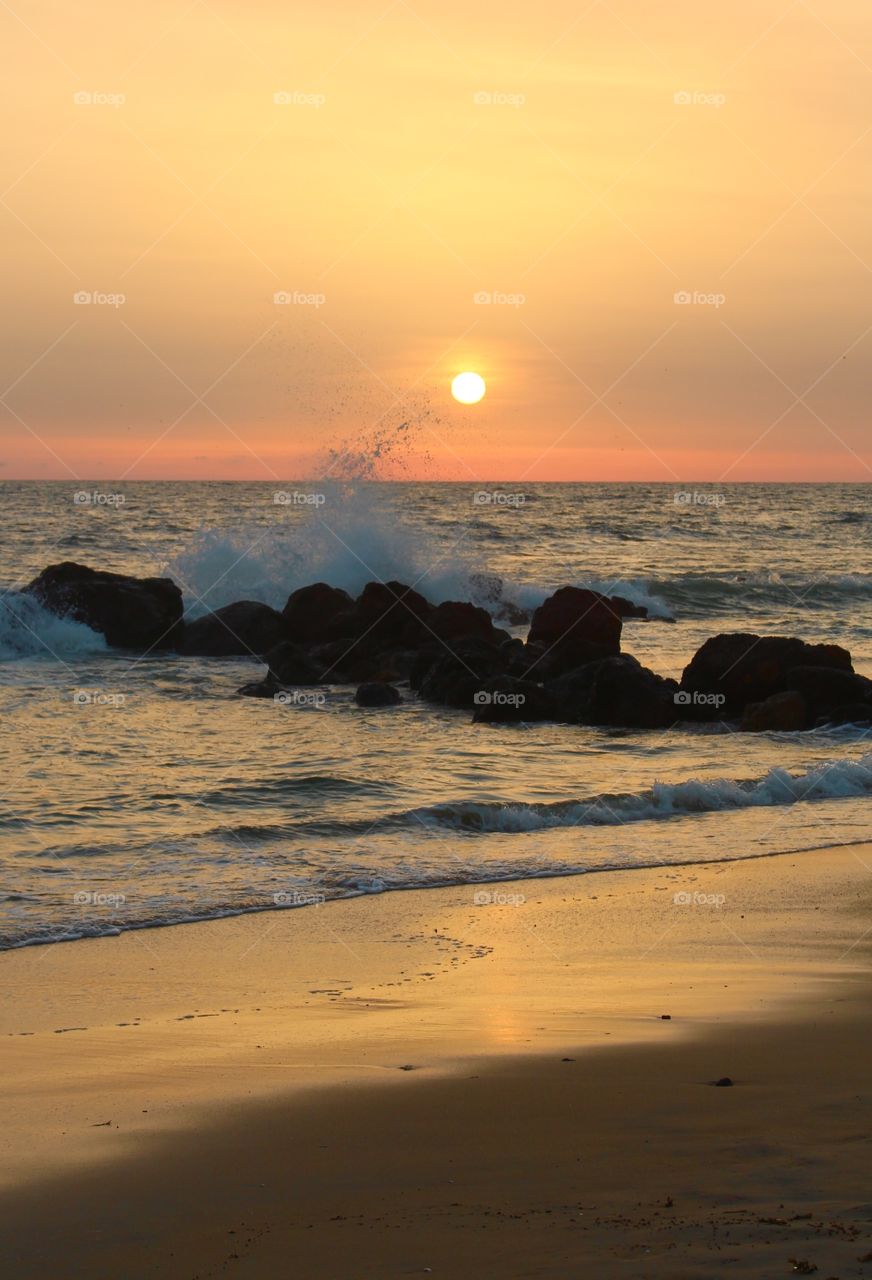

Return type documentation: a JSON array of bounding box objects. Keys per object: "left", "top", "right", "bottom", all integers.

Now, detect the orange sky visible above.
[{"left": 1, "top": 0, "right": 870, "bottom": 481}]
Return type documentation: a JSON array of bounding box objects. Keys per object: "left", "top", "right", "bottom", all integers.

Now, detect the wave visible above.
[
  {"left": 0, "top": 591, "right": 106, "bottom": 661},
  {"left": 410, "top": 752, "right": 872, "bottom": 833}
]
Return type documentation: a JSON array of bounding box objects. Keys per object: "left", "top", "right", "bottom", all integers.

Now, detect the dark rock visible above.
[
  {"left": 353, "top": 581, "right": 433, "bottom": 648},
  {"left": 27, "top": 561, "right": 182, "bottom": 651},
  {"left": 741, "top": 690, "right": 808, "bottom": 733},
  {"left": 354, "top": 682, "right": 402, "bottom": 707},
  {"left": 265, "top": 641, "right": 323, "bottom": 686},
  {"left": 815, "top": 702, "right": 872, "bottom": 727},
  {"left": 712, "top": 1077, "right": 734, "bottom": 1087},
  {"left": 178, "top": 600, "right": 285, "bottom": 657},
  {"left": 430, "top": 600, "right": 499, "bottom": 645},
  {"left": 471, "top": 677, "right": 556, "bottom": 723},
  {"left": 680, "top": 634, "right": 853, "bottom": 716},
  {"left": 527, "top": 587, "right": 623, "bottom": 675},
  {"left": 784, "top": 664, "right": 872, "bottom": 720},
  {"left": 545, "top": 655, "right": 678, "bottom": 728},
  {"left": 237, "top": 675, "right": 281, "bottom": 698},
  {"left": 469, "top": 572, "right": 531, "bottom": 626},
  {"left": 418, "top": 638, "right": 507, "bottom": 709},
  {"left": 610, "top": 594, "right": 648, "bottom": 620},
  {"left": 281, "top": 583, "right": 354, "bottom": 644}
]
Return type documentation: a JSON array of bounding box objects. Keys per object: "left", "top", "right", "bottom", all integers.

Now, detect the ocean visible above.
[{"left": 1, "top": 479, "right": 871, "bottom": 949}]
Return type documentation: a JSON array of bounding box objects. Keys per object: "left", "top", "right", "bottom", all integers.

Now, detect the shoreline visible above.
[{"left": 4, "top": 840, "right": 872, "bottom": 1276}]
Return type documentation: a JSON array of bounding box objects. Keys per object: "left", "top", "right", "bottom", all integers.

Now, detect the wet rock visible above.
[
  {"left": 178, "top": 600, "right": 285, "bottom": 657},
  {"left": 785, "top": 664, "right": 872, "bottom": 721},
  {"left": 527, "top": 587, "right": 623, "bottom": 675},
  {"left": 680, "top": 634, "right": 853, "bottom": 716},
  {"left": 354, "top": 681, "right": 402, "bottom": 707},
  {"left": 430, "top": 600, "right": 500, "bottom": 645},
  {"left": 353, "top": 581, "right": 433, "bottom": 648},
  {"left": 418, "top": 638, "right": 507, "bottom": 709},
  {"left": 610, "top": 594, "right": 648, "bottom": 620},
  {"left": 27, "top": 561, "right": 183, "bottom": 651},
  {"left": 816, "top": 702, "right": 872, "bottom": 727},
  {"left": 471, "top": 677, "right": 556, "bottom": 723},
  {"left": 281, "top": 583, "right": 354, "bottom": 644},
  {"left": 741, "top": 690, "right": 808, "bottom": 733},
  {"left": 237, "top": 675, "right": 281, "bottom": 698},
  {"left": 265, "top": 641, "right": 324, "bottom": 685},
  {"left": 545, "top": 654, "right": 678, "bottom": 728}
]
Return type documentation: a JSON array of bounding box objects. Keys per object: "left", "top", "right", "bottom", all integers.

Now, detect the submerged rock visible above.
[
  {"left": 354, "top": 681, "right": 402, "bottom": 707},
  {"left": 27, "top": 561, "right": 182, "bottom": 651},
  {"left": 178, "top": 600, "right": 285, "bottom": 657}
]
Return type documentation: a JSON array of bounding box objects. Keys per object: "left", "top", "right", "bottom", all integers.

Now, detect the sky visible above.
[{"left": 1, "top": 0, "right": 870, "bottom": 481}]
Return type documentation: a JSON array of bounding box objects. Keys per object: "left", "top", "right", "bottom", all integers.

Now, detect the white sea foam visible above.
[{"left": 0, "top": 591, "right": 106, "bottom": 660}]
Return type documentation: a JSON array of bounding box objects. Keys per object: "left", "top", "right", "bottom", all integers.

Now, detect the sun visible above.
[{"left": 451, "top": 371, "right": 486, "bottom": 404}]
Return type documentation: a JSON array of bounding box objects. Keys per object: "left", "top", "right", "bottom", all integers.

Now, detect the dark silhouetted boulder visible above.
[
  {"left": 27, "top": 561, "right": 182, "bottom": 651},
  {"left": 353, "top": 581, "right": 433, "bottom": 648},
  {"left": 680, "top": 634, "right": 853, "bottom": 716},
  {"left": 527, "top": 587, "right": 622, "bottom": 675},
  {"left": 741, "top": 691, "right": 808, "bottom": 733},
  {"left": 784, "top": 665, "right": 872, "bottom": 721},
  {"left": 418, "top": 638, "right": 507, "bottom": 709},
  {"left": 610, "top": 594, "right": 648, "bottom": 620},
  {"left": 546, "top": 654, "right": 678, "bottom": 728},
  {"left": 178, "top": 600, "right": 285, "bottom": 657},
  {"left": 471, "top": 677, "right": 556, "bottom": 723},
  {"left": 815, "top": 702, "right": 872, "bottom": 727},
  {"left": 281, "top": 583, "right": 354, "bottom": 644},
  {"left": 354, "top": 681, "right": 402, "bottom": 707},
  {"left": 265, "top": 641, "right": 323, "bottom": 685},
  {"left": 430, "top": 601, "right": 499, "bottom": 645}
]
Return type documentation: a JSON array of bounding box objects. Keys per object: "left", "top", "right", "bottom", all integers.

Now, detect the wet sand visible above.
[{"left": 3, "top": 843, "right": 872, "bottom": 1278}]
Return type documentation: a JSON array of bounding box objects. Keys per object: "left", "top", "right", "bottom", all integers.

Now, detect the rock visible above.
[
  {"left": 430, "top": 600, "right": 499, "bottom": 645},
  {"left": 610, "top": 594, "right": 648, "bottom": 620},
  {"left": 469, "top": 572, "right": 531, "bottom": 626},
  {"left": 815, "top": 702, "right": 872, "bottom": 727},
  {"left": 265, "top": 641, "right": 323, "bottom": 685},
  {"left": 354, "top": 681, "right": 402, "bottom": 707},
  {"left": 471, "top": 677, "right": 556, "bottom": 723},
  {"left": 784, "top": 664, "right": 872, "bottom": 720},
  {"left": 178, "top": 600, "right": 285, "bottom": 657},
  {"left": 712, "top": 1077, "right": 734, "bottom": 1087},
  {"left": 545, "top": 655, "right": 678, "bottom": 728},
  {"left": 418, "top": 638, "right": 507, "bottom": 709},
  {"left": 281, "top": 583, "right": 354, "bottom": 644},
  {"left": 527, "top": 587, "right": 623, "bottom": 675},
  {"left": 741, "top": 690, "right": 808, "bottom": 733},
  {"left": 237, "top": 675, "right": 281, "bottom": 698},
  {"left": 353, "top": 581, "right": 432, "bottom": 648},
  {"left": 680, "top": 634, "right": 853, "bottom": 716},
  {"left": 27, "top": 561, "right": 183, "bottom": 651}
]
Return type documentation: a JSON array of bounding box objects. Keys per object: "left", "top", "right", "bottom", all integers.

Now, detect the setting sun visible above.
[{"left": 451, "top": 371, "right": 486, "bottom": 405}]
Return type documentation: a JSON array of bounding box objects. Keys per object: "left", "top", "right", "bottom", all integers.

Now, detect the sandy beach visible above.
[{"left": 3, "top": 843, "right": 872, "bottom": 1278}]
